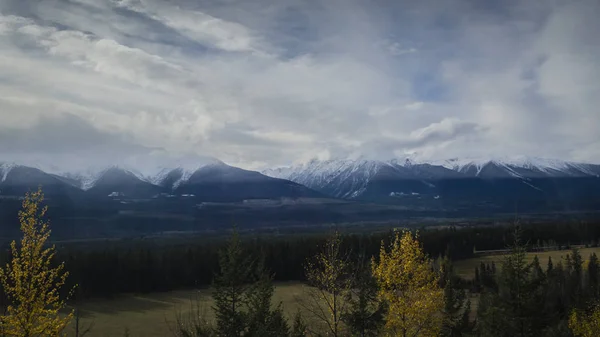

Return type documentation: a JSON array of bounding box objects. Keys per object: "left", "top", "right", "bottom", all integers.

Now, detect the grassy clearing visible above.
[
  {"left": 66, "top": 248, "right": 600, "bottom": 336},
  {"left": 454, "top": 247, "right": 600, "bottom": 280},
  {"left": 66, "top": 282, "right": 310, "bottom": 337}
]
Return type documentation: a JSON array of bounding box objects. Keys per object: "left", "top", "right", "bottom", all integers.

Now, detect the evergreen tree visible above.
[
  {"left": 341, "top": 253, "right": 384, "bottom": 337},
  {"left": 245, "top": 260, "right": 289, "bottom": 337},
  {"left": 477, "top": 226, "right": 545, "bottom": 337},
  {"left": 587, "top": 253, "right": 599, "bottom": 300},
  {"left": 212, "top": 230, "right": 253, "bottom": 337},
  {"left": 439, "top": 256, "right": 472, "bottom": 337},
  {"left": 473, "top": 268, "right": 481, "bottom": 293},
  {"left": 0, "top": 188, "right": 74, "bottom": 336},
  {"left": 290, "top": 312, "right": 307, "bottom": 337},
  {"left": 530, "top": 256, "right": 544, "bottom": 282},
  {"left": 547, "top": 257, "right": 554, "bottom": 274},
  {"left": 568, "top": 249, "right": 584, "bottom": 308}
]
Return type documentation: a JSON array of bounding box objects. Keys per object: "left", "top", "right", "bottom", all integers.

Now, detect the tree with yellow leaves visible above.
[
  {"left": 372, "top": 230, "right": 444, "bottom": 337},
  {"left": 0, "top": 188, "right": 74, "bottom": 336},
  {"left": 302, "top": 230, "right": 351, "bottom": 337},
  {"left": 569, "top": 304, "right": 600, "bottom": 337}
]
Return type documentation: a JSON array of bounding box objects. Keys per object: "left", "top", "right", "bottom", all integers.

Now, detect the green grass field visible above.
[
  {"left": 454, "top": 247, "right": 600, "bottom": 280},
  {"left": 67, "top": 247, "right": 600, "bottom": 336},
  {"left": 67, "top": 282, "right": 310, "bottom": 337}
]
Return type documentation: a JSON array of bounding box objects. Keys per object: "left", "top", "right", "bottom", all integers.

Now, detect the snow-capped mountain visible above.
[
  {"left": 0, "top": 153, "right": 322, "bottom": 200},
  {"left": 0, "top": 163, "right": 17, "bottom": 183},
  {"left": 434, "top": 156, "right": 600, "bottom": 178},
  {"left": 3, "top": 153, "right": 600, "bottom": 203},
  {"left": 1, "top": 152, "right": 224, "bottom": 191},
  {"left": 263, "top": 156, "right": 600, "bottom": 200}
]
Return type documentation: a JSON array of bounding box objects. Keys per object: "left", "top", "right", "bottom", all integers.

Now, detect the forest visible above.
[{"left": 1, "top": 189, "right": 600, "bottom": 336}]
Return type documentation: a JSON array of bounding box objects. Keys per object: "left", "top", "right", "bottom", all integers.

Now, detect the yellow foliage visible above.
[
  {"left": 303, "top": 231, "right": 350, "bottom": 336},
  {"left": 570, "top": 305, "right": 600, "bottom": 337},
  {"left": 0, "top": 188, "right": 74, "bottom": 336},
  {"left": 372, "top": 230, "right": 444, "bottom": 337}
]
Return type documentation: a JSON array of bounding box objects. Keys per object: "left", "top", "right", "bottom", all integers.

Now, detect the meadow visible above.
[
  {"left": 66, "top": 247, "right": 600, "bottom": 336},
  {"left": 453, "top": 246, "right": 600, "bottom": 279},
  {"left": 68, "top": 282, "right": 310, "bottom": 337}
]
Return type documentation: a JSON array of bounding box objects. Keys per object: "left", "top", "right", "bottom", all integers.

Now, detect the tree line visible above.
[
  {"left": 55, "top": 219, "right": 600, "bottom": 300},
  {"left": 1, "top": 189, "right": 600, "bottom": 335}
]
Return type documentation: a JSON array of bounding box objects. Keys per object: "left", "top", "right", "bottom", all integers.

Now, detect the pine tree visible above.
[
  {"left": 290, "top": 312, "right": 307, "bottom": 337},
  {"left": 530, "top": 256, "right": 544, "bottom": 282},
  {"left": 587, "top": 253, "right": 599, "bottom": 300},
  {"left": 473, "top": 268, "right": 481, "bottom": 293},
  {"left": 477, "top": 226, "right": 545, "bottom": 337},
  {"left": 212, "top": 229, "right": 253, "bottom": 337},
  {"left": 341, "top": 253, "right": 384, "bottom": 337},
  {"left": 372, "top": 230, "right": 444, "bottom": 337},
  {"left": 568, "top": 249, "right": 584, "bottom": 308},
  {"left": 0, "top": 188, "right": 74, "bottom": 336},
  {"left": 439, "top": 256, "right": 472, "bottom": 337},
  {"left": 547, "top": 257, "right": 554, "bottom": 274},
  {"left": 245, "top": 259, "right": 289, "bottom": 337}
]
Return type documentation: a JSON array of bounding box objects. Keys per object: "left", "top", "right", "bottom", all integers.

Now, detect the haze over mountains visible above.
[
  {"left": 1, "top": 155, "right": 599, "bottom": 207},
  {"left": 264, "top": 156, "right": 600, "bottom": 200},
  {"left": 0, "top": 156, "right": 322, "bottom": 201}
]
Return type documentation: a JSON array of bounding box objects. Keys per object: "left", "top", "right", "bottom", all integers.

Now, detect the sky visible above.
[{"left": 0, "top": 0, "right": 599, "bottom": 170}]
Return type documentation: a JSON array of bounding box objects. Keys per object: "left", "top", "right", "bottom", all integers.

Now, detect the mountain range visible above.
[
  {"left": 0, "top": 160, "right": 322, "bottom": 201},
  {"left": 263, "top": 156, "right": 600, "bottom": 202},
  {"left": 1, "top": 155, "right": 600, "bottom": 209}
]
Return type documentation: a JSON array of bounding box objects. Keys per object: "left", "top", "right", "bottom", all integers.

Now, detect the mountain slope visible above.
[
  {"left": 0, "top": 159, "right": 323, "bottom": 201},
  {"left": 263, "top": 157, "right": 600, "bottom": 203},
  {"left": 176, "top": 163, "right": 323, "bottom": 201},
  {"left": 0, "top": 164, "right": 83, "bottom": 198},
  {"left": 85, "top": 167, "right": 165, "bottom": 198}
]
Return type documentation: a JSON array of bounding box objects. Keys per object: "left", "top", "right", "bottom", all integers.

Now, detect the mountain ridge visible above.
[
  {"left": 262, "top": 156, "right": 600, "bottom": 200},
  {"left": 0, "top": 159, "right": 323, "bottom": 201},
  {"left": 2, "top": 155, "right": 599, "bottom": 204}
]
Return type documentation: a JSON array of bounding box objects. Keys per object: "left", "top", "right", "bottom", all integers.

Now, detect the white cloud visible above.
[
  {"left": 112, "top": 0, "right": 266, "bottom": 54},
  {"left": 0, "top": 0, "right": 598, "bottom": 169}
]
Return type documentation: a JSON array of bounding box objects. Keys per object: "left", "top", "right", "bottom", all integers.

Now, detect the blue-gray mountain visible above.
[
  {"left": 262, "top": 157, "right": 600, "bottom": 206},
  {"left": 0, "top": 162, "right": 322, "bottom": 201},
  {"left": 2, "top": 156, "right": 600, "bottom": 210}
]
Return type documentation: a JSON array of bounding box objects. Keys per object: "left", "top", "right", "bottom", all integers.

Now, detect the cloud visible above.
[
  {"left": 0, "top": 113, "right": 155, "bottom": 170},
  {"left": 0, "top": 0, "right": 598, "bottom": 169}
]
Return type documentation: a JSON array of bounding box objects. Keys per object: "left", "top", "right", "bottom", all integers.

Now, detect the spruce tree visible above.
[
  {"left": 567, "top": 249, "right": 584, "bottom": 309},
  {"left": 587, "top": 253, "right": 599, "bottom": 300},
  {"left": 477, "top": 226, "right": 545, "bottom": 337},
  {"left": 290, "top": 312, "right": 308, "bottom": 337},
  {"left": 439, "top": 256, "right": 472, "bottom": 337},
  {"left": 245, "top": 259, "right": 289, "bottom": 337},
  {"left": 341, "top": 253, "right": 384, "bottom": 337},
  {"left": 212, "top": 230, "right": 253, "bottom": 337}
]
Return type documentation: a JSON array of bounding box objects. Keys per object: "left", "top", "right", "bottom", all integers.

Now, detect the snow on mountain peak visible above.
[
  {"left": 429, "top": 155, "right": 593, "bottom": 176},
  {"left": 265, "top": 155, "right": 599, "bottom": 180},
  {"left": 0, "top": 162, "right": 18, "bottom": 183},
  {"left": 0, "top": 152, "right": 223, "bottom": 190}
]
